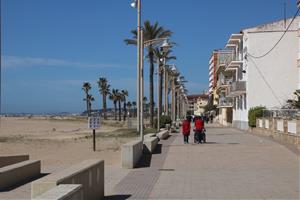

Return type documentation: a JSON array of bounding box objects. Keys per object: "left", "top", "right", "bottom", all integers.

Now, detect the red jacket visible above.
[
  {"left": 194, "top": 118, "right": 204, "bottom": 132},
  {"left": 182, "top": 120, "right": 190, "bottom": 135}
]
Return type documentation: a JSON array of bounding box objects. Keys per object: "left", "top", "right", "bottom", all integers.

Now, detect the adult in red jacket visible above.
[
  {"left": 182, "top": 118, "right": 191, "bottom": 144},
  {"left": 194, "top": 117, "right": 206, "bottom": 143}
]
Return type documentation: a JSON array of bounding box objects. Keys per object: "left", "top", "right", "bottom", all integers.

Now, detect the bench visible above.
[
  {"left": 0, "top": 155, "right": 29, "bottom": 168},
  {"left": 31, "top": 159, "right": 104, "bottom": 200},
  {"left": 33, "top": 184, "right": 83, "bottom": 200},
  {"left": 143, "top": 137, "right": 159, "bottom": 154},
  {"left": 122, "top": 140, "right": 143, "bottom": 169},
  {"left": 0, "top": 160, "right": 41, "bottom": 190},
  {"left": 157, "top": 130, "right": 169, "bottom": 140}
]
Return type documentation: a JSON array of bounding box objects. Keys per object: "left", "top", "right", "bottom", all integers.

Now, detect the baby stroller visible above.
[{"left": 194, "top": 128, "right": 206, "bottom": 143}]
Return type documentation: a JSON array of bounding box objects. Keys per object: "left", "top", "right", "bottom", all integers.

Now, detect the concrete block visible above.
[
  {"left": 122, "top": 140, "right": 143, "bottom": 169},
  {"left": 144, "top": 133, "right": 156, "bottom": 138},
  {"left": 34, "top": 184, "right": 83, "bottom": 200},
  {"left": 31, "top": 159, "right": 104, "bottom": 200},
  {"left": 157, "top": 130, "right": 169, "bottom": 140},
  {"left": 0, "top": 154, "right": 29, "bottom": 168},
  {"left": 143, "top": 137, "right": 159, "bottom": 154},
  {"left": 0, "top": 160, "right": 41, "bottom": 190}
]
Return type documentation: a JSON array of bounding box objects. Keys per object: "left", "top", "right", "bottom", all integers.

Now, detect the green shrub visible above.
[
  {"left": 154, "top": 115, "right": 172, "bottom": 129},
  {"left": 248, "top": 106, "right": 265, "bottom": 127}
]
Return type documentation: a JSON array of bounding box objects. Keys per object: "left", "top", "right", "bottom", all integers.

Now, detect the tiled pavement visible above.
[
  {"left": 107, "top": 125, "right": 300, "bottom": 200},
  {"left": 1, "top": 125, "right": 299, "bottom": 200}
]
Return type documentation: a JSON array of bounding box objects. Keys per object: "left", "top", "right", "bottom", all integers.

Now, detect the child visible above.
[{"left": 182, "top": 117, "right": 191, "bottom": 144}]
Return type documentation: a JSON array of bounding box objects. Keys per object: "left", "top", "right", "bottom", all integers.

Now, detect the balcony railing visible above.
[
  {"left": 216, "top": 50, "right": 234, "bottom": 72},
  {"left": 218, "top": 97, "right": 233, "bottom": 108},
  {"left": 227, "top": 81, "right": 246, "bottom": 97},
  {"left": 217, "top": 73, "right": 233, "bottom": 90},
  {"left": 224, "top": 52, "right": 243, "bottom": 71}
]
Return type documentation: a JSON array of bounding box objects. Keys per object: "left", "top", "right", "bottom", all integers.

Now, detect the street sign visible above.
[{"left": 88, "top": 117, "right": 100, "bottom": 130}]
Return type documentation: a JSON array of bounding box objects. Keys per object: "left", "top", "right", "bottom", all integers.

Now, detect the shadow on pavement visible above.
[
  {"left": 152, "top": 144, "right": 162, "bottom": 154},
  {"left": 0, "top": 173, "right": 49, "bottom": 192},
  {"left": 136, "top": 143, "right": 163, "bottom": 168},
  {"left": 135, "top": 153, "right": 152, "bottom": 168},
  {"left": 105, "top": 194, "right": 131, "bottom": 200}
]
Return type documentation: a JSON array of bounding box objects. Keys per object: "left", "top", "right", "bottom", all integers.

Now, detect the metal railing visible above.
[
  {"left": 229, "top": 81, "right": 246, "bottom": 93},
  {"left": 262, "top": 109, "right": 300, "bottom": 119},
  {"left": 217, "top": 75, "right": 233, "bottom": 88},
  {"left": 217, "top": 50, "right": 234, "bottom": 69},
  {"left": 218, "top": 97, "right": 233, "bottom": 107}
]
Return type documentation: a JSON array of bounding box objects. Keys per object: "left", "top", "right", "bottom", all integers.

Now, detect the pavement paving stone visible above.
[{"left": 111, "top": 125, "right": 299, "bottom": 199}]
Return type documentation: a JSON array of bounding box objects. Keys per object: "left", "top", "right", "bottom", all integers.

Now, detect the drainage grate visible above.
[
  {"left": 158, "top": 168, "right": 175, "bottom": 171},
  {"left": 227, "top": 143, "right": 240, "bottom": 145}
]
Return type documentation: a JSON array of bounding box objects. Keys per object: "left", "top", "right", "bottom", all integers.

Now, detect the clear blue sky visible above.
[{"left": 1, "top": 0, "right": 299, "bottom": 114}]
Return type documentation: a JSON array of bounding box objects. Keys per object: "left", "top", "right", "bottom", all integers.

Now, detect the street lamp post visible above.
[
  {"left": 157, "top": 40, "right": 172, "bottom": 132},
  {"left": 131, "top": 0, "right": 141, "bottom": 133},
  {"left": 170, "top": 65, "right": 178, "bottom": 123},
  {"left": 140, "top": 29, "right": 144, "bottom": 142}
]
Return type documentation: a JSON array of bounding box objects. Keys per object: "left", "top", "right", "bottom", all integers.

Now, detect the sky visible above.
[{"left": 1, "top": 0, "right": 299, "bottom": 114}]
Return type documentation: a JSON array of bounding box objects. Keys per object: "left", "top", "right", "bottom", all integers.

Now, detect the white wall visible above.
[{"left": 246, "top": 29, "right": 298, "bottom": 110}]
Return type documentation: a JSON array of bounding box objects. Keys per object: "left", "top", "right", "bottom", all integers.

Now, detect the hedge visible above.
[{"left": 248, "top": 106, "right": 265, "bottom": 127}]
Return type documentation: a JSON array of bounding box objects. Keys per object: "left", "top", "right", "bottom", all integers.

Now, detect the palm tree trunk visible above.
[
  {"left": 118, "top": 100, "right": 121, "bottom": 121},
  {"left": 114, "top": 102, "right": 117, "bottom": 120},
  {"left": 123, "top": 99, "right": 127, "bottom": 121},
  {"left": 86, "top": 93, "right": 89, "bottom": 116},
  {"left": 149, "top": 52, "right": 155, "bottom": 127},
  {"left": 103, "top": 94, "right": 107, "bottom": 120}
]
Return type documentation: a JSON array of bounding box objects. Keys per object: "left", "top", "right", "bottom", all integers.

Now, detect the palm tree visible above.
[
  {"left": 116, "top": 91, "right": 123, "bottom": 121},
  {"left": 126, "top": 101, "right": 132, "bottom": 117},
  {"left": 82, "top": 82, "right": 92, "bottom": 116},
  {"left": 109, "top": 89, "right": 119, "bottom": 120},
  {"left": 87, "top": 94, "right": 95, "bottom": 114},
  {"left": 154, "top": 48, "right": 176, "bottom": 116},
  {"left": 121, "top": 90, "right": 129, "bottom": 121},
  {"left": 143, "top": 96, "right": 148, "bottom": 115},
  {"left": 132, "top": 101, "right": 137, "bottom": 117},
  {"left": 97, "top": 77, "right": 110, "bottom": 120},
  {"left": 125, "top": 20, "right": 173, "bottom": 127}
]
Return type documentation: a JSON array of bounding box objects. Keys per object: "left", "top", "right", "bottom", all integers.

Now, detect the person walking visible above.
[
  {"left": 194, "top": 116, "right": 205, "bottom": 143},
  {"left": 182, "top": 117, "right": 191, "bottom": 144}
]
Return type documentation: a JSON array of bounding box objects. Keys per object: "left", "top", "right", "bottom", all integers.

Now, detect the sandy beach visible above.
[{"left": 0, "top": 116, "right": 138, "bottom": 173}]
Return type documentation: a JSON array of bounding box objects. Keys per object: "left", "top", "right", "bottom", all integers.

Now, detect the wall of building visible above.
[
  {"left": 298, "top": 22, "right": 300, "bottom": 89},
  {"left": 245, "top": 28, "right": 298, "bottom": 110}
]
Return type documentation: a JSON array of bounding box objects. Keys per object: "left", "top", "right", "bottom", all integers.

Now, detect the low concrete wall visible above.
[
  {"left": 157, "top": 130, "right": 169, "bottom": 140},
  {"left": 0, "top": 160, "right": 41, "bottom": 190},
  {"left": 34, "top": 184, "right": 83, "bottom": 200},
  {"left": 255, "top": 118, "right": 300, "bottom": 149},
  {"left": 143, "top": 137, "right": 159, "bottom": 154},
  {"left": 0, "top": 155, "right": 29, "bottom": 168},
  {"left": 144, "top": 133, "right": 156, "bottom": 138},
  {"left": 122, "top": 140, "right": 143, "bottom": 169},
  {"left": 31, "top": 159, "right": 104, "bottom": 200}
]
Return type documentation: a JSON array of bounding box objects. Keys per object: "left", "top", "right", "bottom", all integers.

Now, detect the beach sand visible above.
[{"left": 0, "top": 116, "right": 137, "bottom": 173}]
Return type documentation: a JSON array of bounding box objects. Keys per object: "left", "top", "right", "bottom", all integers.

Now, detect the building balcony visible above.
[
  {"left": 224, "top": 34, "right": 243, "bottom": 72},
  {"left": 225, "top": 34, "right": 243, "bottom": 48},
  {"left": 216, "top": 50, "right": 234, "bottom": 73},
  {"left": 227, "top": 81, "right": 246, "bottom": 97},
  {"left": 218, "top": 97, "right": 233, "bottom": 108},
  {"left": 217, "top": 78, "right": 232, "bottom": 91}
]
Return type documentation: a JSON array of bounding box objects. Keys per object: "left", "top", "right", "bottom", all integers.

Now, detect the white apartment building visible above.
[
  {"left": 208, "top": 51, "right": 217, "bottom": 95},
  {"left": 217, "top": 16, "right": 300, "bottom": 130}
]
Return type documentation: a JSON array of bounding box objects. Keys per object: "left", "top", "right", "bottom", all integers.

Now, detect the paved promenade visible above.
[
  {"left": 107, "top": 124, "right": 300, "bottom": 200},
  {"left": 1, "top": 125, "right": 299, "bottom": 199}
]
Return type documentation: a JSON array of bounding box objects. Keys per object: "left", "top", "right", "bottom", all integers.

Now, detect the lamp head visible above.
[
  {"left": 170, "top": 65, "right": 177, "bottom": 72},
  {"left": 160, "top": 39, "right": 172, "bottom": 53},
  {"left": 130, "top": 0, "right": 137, "bottom": 8}
]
